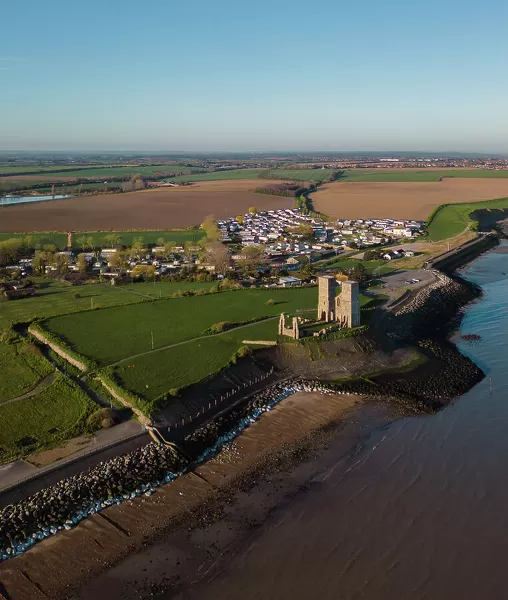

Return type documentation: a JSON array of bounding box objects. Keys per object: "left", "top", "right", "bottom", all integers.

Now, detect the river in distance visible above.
[
  {"left": 183, "top": 242, "right": 508, "bottom": 600},
  {"left": 0, "top": 194, "right": 72, "bottom": 206}
]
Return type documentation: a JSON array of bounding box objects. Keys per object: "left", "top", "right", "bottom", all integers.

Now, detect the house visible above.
[
  {"left": 404, "top": 250, "right": 415, "bottom": 257},
  {"left": 279, "top": 275, "right": 301, "bottom": 287},
  {"left": 285, "top": 257, "right": 300, "bottom": 266}
]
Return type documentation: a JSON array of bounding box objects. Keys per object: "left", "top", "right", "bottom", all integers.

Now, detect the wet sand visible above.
[{"left": 0, "top": 392, "right": 384, "bottom": 600}]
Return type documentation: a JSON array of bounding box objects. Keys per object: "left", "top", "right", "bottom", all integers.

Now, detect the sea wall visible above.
[
  {"left": 425, "top": 233, "right": 498, "bottom": 273},
  {"left": 0, "top": 380, "right": 339, "bottom": 562}
]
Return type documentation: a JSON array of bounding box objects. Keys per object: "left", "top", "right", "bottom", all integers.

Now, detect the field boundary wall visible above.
[{"left": 29, "top": 325, "right": 89, "bottom": 372}]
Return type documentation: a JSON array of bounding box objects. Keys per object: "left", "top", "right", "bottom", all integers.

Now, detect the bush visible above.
[
  {"left": 87, "top": 408, "right": 117, "bottom": 430},
  {"left": 266, "top": 299, "right": 275, "bottom": 305},
  {"left": 237, "top": 345, "right": 252, "bottom": 358},
  {"left": 207, "top": 321, "right": 230, "bottom": 334}
]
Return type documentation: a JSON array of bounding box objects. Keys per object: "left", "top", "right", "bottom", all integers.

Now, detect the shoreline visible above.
[
  {"left": 0, "top": 240, "right": 498, "bottom": 598},
  {"left": 0, "top": 391, "right": 392, "bottom": 600}
]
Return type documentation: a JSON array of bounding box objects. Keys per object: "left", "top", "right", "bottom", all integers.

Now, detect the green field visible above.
[
  {"left": 0, "top": 229, "right": 204, "bottom": 249},
  {"left": 426, "top": 197, "right": 508, "bottom": 241},
  {"left": 0, "top": 280, "right": 219, "bottom": 329},
  {"left": 321, "top": 257, "right": 395, "bottom": 275},
  {"left": 344, "top": 169, "right": 508, "bottom": 183},
  {"left": 114, "top": 318, "right": 278, "bottom": 404},
  {"left": 171, "top": 167, "right": 338, "bottom": 183},
  {"left": 0, "top": 281, "right": 143, "bottom": 329},
  {"left": 263, "top": 169, "right": 338, "bottom": 182},
  {"left": 44, "top": 287, "right": 317, "bottom": 365},
  {"left": 0, "top": 165, "right": 97, "bottom": 175},
  {"left": 172, "top": 169, "right": 267, "bottom": 182},
  {"left": 0, "top": 341, "right": 54, "bottom": 403},
  {"left": 0, "top": 374, "right": 98, "bottom": 463},
  {"left": 0, "top": 164, "right": 198, "bottom": 179}
]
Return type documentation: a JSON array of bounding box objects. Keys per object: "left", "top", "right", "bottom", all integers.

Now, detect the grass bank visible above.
[{"left": 426, "top": 196, "right": 508, "bottom": 241}]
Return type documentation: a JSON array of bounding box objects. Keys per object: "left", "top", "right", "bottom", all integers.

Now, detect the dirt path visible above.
[{"left": 0, "top": 373, "right": 56, "bottom": 406}]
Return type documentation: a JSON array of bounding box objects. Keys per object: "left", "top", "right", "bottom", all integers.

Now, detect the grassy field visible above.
[
  {"left": 263, "top": 169, "right": 337, "bottom": 182},
  {"left": 0, "top": 231, "right": 68, "bottom": 248},
  {"left": 171, "top": 169, "right": 267, "bottom": 182},
  {"left": 320, "top": 257, "right": 395, "bottom": 275},
  {"left": 0, "top": 165, "right": 97, "bottom": 175},
  {"left": 0, "top": 164, "right": 198, "bottom": 179},
  {"left": 113, "top": 318, "right": 278, "bottom": 404},
  {"left": 344, "top": 169, "right": 508, "bottom": 182},
  {"left": 0, "top": 280, "right": 220, "bottom": 329},
  {"left": 0, "top": 229, "right": 203, "bottom": 249},
  {"left": 0, "top": 281, "right": 143, "bottom": 329},
  {"left": 0, "top": 341, "right": 54, "bottom": 402},
  {"left": 426, "top": 197, "right": 508, "bottom": 241},
  {"left": 0, "top": 374, "right": 98, "bottom": 463},
  {"left": 171, "top": 167, "right": 338, "bottom": 184},
  {"left": 44, "top": 287, "right": 317, "bottom": 365}
]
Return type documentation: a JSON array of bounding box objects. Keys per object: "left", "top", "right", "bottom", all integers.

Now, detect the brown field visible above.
[
  {"left": 0, "top": 180, "right": 293, "bottom": 232},
  {"left": 312, "top": 178, "right": 508, "bottom": 220}
]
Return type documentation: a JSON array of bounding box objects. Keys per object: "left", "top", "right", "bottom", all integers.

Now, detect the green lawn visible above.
[
  {"left": 113, "top": 319, "right": 278, "bottom": 404},
  {"left": 0, "top": 229, "right": 204, "bottom": 249},
  {"left": 344, "top": 169, "right": 508, "bottom": 182},
  {"left": 426, "top": 197, "right": 508, "bottom": 241},
  {"left": 0, "top": 374, "right": 99, "bottom": 463},
  {"left": 44, "top": 287, "right": 317, "bottom": 365},
  {"left": 0, "top": 341, "right": 54, "bottom": 403}
]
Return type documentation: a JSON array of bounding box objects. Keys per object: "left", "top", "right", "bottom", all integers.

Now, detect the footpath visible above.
[{"left": 0, "top": 420, "right": 146, "bottom": 506}]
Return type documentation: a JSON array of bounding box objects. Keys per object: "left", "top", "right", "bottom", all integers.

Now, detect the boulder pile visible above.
[{"left": 0, "top": 380, "right": 334, "bottom": 561}]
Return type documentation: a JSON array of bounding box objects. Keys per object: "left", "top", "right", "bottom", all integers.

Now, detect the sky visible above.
[{"left": 1, "top": 0, "right": 507, "bottom": 153}]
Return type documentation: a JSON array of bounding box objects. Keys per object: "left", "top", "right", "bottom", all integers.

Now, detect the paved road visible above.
[
  {"left": 0, "top": 373, "right": 56, "bottom": 407},
  {"left": 0, "top": 420, "right": 147, "bottom": 507}
]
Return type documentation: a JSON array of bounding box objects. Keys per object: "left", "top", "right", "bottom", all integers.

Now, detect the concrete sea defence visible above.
[{"left": 0, "top": 380, "right": 340, "bottom": 561}]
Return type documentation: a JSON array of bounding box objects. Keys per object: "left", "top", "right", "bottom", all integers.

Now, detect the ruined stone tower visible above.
[
  {"left": 317, "top": 275, "right": 337, "bottom": 322},
  {"left": 278, "top": 313, "right": 300, "bottom": 339},
  {"left": 335, "top": 280, "right": 361, "bottom": 328}
]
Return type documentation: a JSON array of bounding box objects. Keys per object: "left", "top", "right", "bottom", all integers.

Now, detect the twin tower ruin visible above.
[
  {"left": 278, "top": 276, "right": 361, "bottom": 340},
  {"left": 317, "top": 276, "right": 361, "bottom": 328}
]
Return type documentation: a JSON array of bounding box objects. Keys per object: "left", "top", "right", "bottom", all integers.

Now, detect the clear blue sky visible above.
[{"left": 1, "top": 0, "right": 507, "bottom": 152}]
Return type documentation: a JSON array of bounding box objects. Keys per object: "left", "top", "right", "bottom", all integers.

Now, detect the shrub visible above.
[
  {"left": 237, "top": 345, "right": 252, "bottom": 359},
  {"left": 87, "top": 408, "right": 117, "bottom": 430}
]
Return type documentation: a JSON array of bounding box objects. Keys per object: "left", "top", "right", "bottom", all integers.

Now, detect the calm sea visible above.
[{"left": 185, "top": 242, "right": 508, "bottom": 600}]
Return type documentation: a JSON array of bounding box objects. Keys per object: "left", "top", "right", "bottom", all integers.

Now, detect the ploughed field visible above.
[
  {"left": 0, "top": 180, "right": 293, "bottom": 232},
  {"left": 312, "top": 178, "right": 508, "bottom": 221}
]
